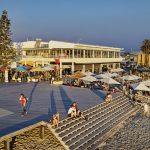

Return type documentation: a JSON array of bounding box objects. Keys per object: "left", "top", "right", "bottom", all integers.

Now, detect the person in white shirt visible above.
[
  {"left": 144, "top": 103, "right": 149, "bottom": 117},
  {"left": 68, "top": 105, "right": 76, "bottom": 118}
]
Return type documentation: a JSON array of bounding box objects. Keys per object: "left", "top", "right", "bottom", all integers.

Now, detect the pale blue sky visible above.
[{"left": 0, "top": 0, "right": 150, "bottom": 52}]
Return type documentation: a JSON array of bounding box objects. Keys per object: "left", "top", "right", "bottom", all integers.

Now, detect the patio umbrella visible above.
[
  {"left": 42, "top": 66, "right": 54, "bottom": 71},
  {"left": 104, "top": 72, "right": 118, "bottom": 78},
  {"left": 100, "top": 78, "right": 120, "bottom": 85},
  {"left": 141, "top": 80, "right": 150, "bottom": 87},
  {"left": 104, "top": 73, "right": 113, "bottom": 78},
  {"left": 69, "top": 71, "right": 85, "bottom": 79},
  {"left": 123, "top": 75, "right": 136, "bottom": 81},
  {"left": 131, "top": 82, "right": 150, "bottom": 91},
  {"left": 80, "top": 75, "right": 97, "bottom": 82},
  {"left": 95, "top": 74, "right": 109, "bottom": 79},
  {"left": 112, "top": 73, "right": 119, "bottom": 77},
  {"left": 24, "top": 65, "right": 33, "bottom": 69},
  {"left": 16, "top": 66, "right": 29, "bottom": 71},
  {"left": 131, "top": 75, "right": 142, "bottom": 80},
  {"left": 30, "top": 67, "right": 45, "bottom": 72},
  {"left": 82, "top": 71, "right": 96, "bottom": 76}
]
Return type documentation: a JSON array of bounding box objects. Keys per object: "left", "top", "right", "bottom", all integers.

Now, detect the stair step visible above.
[
  {"left": 57, "top": 95, "right": 123, "bottom": 126},
  {"left": 56, "top": 96, "right": 127, "bottom": 132},
  {"left": 57, "top": 98, "right": 128, "bottom": 136},
  {"left": 67, "top": 102, "right": 132, "bottom": 148},
  {"left": 61, "top": 99, "right": 129, "bottom": 140},
  {"left": 87, "top": 108, "right": 138, "bottom": 150},
  {"left": 70, "top": 105, "right": 133, "bottom": 150}
]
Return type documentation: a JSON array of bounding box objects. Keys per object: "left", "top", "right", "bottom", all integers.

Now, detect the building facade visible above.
[
  {"left": 14, "top": 40, "right": 123, "bottom": 77},
  {"left": 137, "top": 53, "right": 150, "bottom": 67}
]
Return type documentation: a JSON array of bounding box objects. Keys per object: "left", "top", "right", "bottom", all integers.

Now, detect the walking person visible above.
[{"left": 19, "top": 94, "right": 27, "bottom": 116}]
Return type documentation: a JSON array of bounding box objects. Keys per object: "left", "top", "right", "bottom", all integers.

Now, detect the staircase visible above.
[{"left": 47, "top": 95, "right": 138, "bottom": 150}]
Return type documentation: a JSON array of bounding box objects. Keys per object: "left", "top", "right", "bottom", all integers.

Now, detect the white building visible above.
[{"left": 14, "top": 39, "right": 123, "bottom": 77}]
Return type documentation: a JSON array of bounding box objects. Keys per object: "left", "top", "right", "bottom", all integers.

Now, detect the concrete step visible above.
[
  {"left": 68, "top": 102, "right": 132, "bottom": 149},
  {"left": 70, "top": 104, "right": 133, "bottom": 150},
  {"left": 87, "top": 108, "right": 138, "bottom": 150},
  {"left": 60, "top": 98, "right": 128, "bottom": 140},
  {"left": 57, "top": 95, "right": 123, "bottom": 127},
  {"left": 56, "top": 96, "right": 126, "bottom": 132}
]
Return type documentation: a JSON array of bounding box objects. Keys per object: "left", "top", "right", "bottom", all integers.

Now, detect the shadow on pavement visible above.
[
  {"left": 48, "top": 89, "right": 57, "bottom": 118},
  {"left": 26, "top": 82, "right": 38, "bottom": 111},
  {"left": 91, "top": 89, "right": 106, "bottom": 101},
  {"left": 59, "top": 86, "right": 73, "bottom": 113}
]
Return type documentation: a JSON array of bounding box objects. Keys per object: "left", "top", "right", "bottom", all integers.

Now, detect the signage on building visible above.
[{"left": 55, "top": 58, "right": 60, "bottom": 64}]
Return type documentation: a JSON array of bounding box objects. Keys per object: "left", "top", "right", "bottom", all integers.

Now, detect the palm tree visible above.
[{"left": 141, "top": 39, "right": 150, "bottom": 67}]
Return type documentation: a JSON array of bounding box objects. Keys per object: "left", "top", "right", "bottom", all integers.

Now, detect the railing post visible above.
[
  {"left": 40, "top": 125, "right": 45, "bottom": 139},
  {"left": 4, "top": 139, "right": 11, "bottom": 150}
]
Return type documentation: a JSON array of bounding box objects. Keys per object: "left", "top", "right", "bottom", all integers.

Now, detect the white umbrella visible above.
[
  {"left": 100, "top": 78, "right": 120, "bottom": 85},
  {"left": 82, "top": 71, "right": 96, "bottom": 76},
  {"left": 104, "top": 72, "right": 119, "bottom": 78},
  {"left": 104, "top": 73, "right": 113, "bottom": 78},
  {"left": 131, "top": 82, "right": 150, "bottom": 91},
  {"left": 123, "top": 75, "right": 135, "bottom": 81},
  {"left": 43, "top": 65, "right": 54, "bottom": 71},
  {"left": 111, "top": 68, "right": 124, "bottom": 72},
  {"left": 80, "top": 75, "right": 97, "bottom": 82},
  {"left": 112, "top": 73, "right": 119, "bottom": 77},
  {"left": 95, "top": 74, "right": 109, "bottom": 79},
  {"left": 131, "top": 75, "right": 142, "bottom": 80},
  {"left": 141, "top": 80, "right": 150, "bottom": 87}
]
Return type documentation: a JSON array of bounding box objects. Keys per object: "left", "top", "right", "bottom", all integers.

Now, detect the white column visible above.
[
  {"left": 71, "top": 62, "right": 74, "bottom": 74},
  {"left": 114, "top": 51, "right": 116, "bottom": 58},
  {"left": 101, "top": 51, "right": 102, "bottom": 58},
  {"left": 5, "top": 69, "right": 8, "bottom": 83},
  {"left": 107, "top": 51, "right": 109, "bottom": 58},
  {"left": 59, "top": 61, "right": 62, "bottom": 78},
  {"left": 61, "top": 48, "right": 63, "bottom": 58},
  {"left": 92, "top": 50, "right": 94, "bottom": 58},
  {"left": 72, "top": 48, "right": 74, "bottom": 58},
  {"left": 92, "top": 64, "right": 94, "bottom": 72},
  {"left": 113, "top": 63, "right": 116, "bottom": 69},
  {"left": 83, "top": 50, "right": 85, "bottom": 58},
  {"left": 99, "top": 64, "right": 102, "bottom": 73},
  {"left": 82, "top": 64, "right": 85, "bottom": 72},
  {"left": 42, "top": 58, "right": 44, "bottom": 67},
  {"left": 33, "top": 61, "right": 36, "bottom": 67}
]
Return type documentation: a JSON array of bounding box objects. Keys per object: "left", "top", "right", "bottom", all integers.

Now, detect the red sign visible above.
[{"left": 55, "top": 58, "right": 60, "bottom": 64}]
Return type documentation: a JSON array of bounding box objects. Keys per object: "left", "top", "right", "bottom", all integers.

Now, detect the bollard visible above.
[{"left": 40, "top": 125, "right": 45, "bottom": 139}]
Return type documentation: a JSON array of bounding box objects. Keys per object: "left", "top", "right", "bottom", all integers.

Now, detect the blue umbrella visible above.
[{"left": 16, "top": 66, "right": 29, "bottom": 71}]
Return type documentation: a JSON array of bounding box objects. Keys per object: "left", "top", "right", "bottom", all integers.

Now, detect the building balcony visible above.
[{"left": 21, "top": 55, "right": 123, "bottom": 64}]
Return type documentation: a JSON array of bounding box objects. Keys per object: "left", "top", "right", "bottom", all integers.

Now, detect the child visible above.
[{"left": 52, "top": 113, "right": 59, "bottom": 128}]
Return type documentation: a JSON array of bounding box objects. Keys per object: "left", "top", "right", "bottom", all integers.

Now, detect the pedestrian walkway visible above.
[{"left": 0, "top": 82, "right": 108, "bottom": 137}]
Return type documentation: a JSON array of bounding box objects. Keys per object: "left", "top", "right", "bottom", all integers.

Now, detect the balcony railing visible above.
[{"left": 22, "top": 55, "right": 122, "bottom": 59}]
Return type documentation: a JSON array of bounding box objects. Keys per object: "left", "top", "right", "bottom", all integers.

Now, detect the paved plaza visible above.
[{"left": 0, "top": 82, "right": 108, "bottom": 137}]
